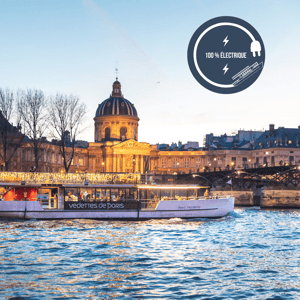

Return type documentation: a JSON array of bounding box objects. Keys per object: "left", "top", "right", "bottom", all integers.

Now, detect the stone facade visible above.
[
  {"left": 210, "top": 190, "right": 256, "bottom": 206},
  {"left": 3, "top": 79, "right": 300, "bottom": 174},
  {"left": 261, "top": 190, "right": 300, "bottom": 208}
]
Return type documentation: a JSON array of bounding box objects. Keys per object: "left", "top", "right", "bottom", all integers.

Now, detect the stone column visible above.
[
  {"left": 140, "top": 156, "right": 144, "bottom": 174},
  {"left": 108, "top": 155, "right": 113, "bottom": 172},
  {"left": 116, "top": 155, "right": 120, "bottom": 172},
  {"left": 113, "top": 155, "right": 117, "bottom": 173},
  {"left": 121, "top": 155, "right": 124, "bottom": 172},
  {"left": 136, "top": 155, "right": 140, "bottom": 172}
]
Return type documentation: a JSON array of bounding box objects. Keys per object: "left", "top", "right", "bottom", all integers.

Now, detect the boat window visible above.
[
  {"left": 174, "top": 189, "right": 187, "bottom": 200},
  {"left": 139, "top": 189, "right": 160, "bottom": 200},
  {"left": 64, "top": 187, "right": 139, "bottom": 202},
  {"left": 79, "top": 188, "right": 94, "bottom": 201},
  {"left": 118, "top": 188, "right": 126, "bottom": 200},
  {"left": 65, "top": 188, "right": 80, "bottom": 201},
  {"left": 110, "top": 188, "right": 138, "bottom": 201},
  {"left": 150, "top": 189, "right": 159, "bottom": 200},
  {"left": 128, "top": 188, "right": 138, "bottom": 200},
  {"left": 187, "top": 189, "right": 198, "bottom": 200},
  {"left": 138, "top": 188, "right": 199, "bottom": 201},
  {"left": 161, "top": 189, "right": 172, "bottom": 200},
  {"left": 111, "top": 189, "right": 119, "bottom": 201},
  {"left": 95, "top": 188, "right": 110, "bottom": 201}
]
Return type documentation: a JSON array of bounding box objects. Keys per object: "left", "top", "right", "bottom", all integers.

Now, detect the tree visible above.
[
  {"left": 17, "top": 89, "right": 48, "bottom": 171},
  {"left": 49, "top": 93, "right": 87, "bottom": 173},
  {"left": 0, "top": 88, "right": 24, "bottom": 171}
]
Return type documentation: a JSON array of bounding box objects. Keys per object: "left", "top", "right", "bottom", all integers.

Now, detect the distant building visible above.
[
  {"left": 2, "top": 80, "right": 300, "bottom": 174},
  {"left": 205, "top": 129, "right": 263, "bottom": 150}
]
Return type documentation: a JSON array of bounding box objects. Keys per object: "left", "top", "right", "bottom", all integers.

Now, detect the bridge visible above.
[{"left": 175, "top": 165, "right": 300, "bottom": 188}]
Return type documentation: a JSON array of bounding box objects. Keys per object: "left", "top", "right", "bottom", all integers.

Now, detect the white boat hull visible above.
[{"left": 0, "top": 198, "right": 234, "bottom": 220}]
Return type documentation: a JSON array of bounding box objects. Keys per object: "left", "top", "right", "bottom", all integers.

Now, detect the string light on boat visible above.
[{"left": 0, "top": 171, "right": 141, "bottom": 185}]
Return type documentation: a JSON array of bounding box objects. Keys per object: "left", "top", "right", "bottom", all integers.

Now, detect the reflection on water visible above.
[{"left": 1, "top": 208, "right": 300, "bottom": 299}]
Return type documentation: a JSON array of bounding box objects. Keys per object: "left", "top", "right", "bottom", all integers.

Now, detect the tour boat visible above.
[{"left": 0, "top": 172, "right": 234, "bottom": 220}]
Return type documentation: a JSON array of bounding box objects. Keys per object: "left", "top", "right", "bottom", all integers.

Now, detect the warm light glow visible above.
[
  {"left": 0, "top": 171, "right": 141, "bottom": 185},
  {"left": 214, "top": 158, "right": 217, "bottom": 161},
  {"left": 138, "top": 185, "right": 203, "bottom": 189},
  {"left": 248, "top": 159, "right": 251, "bottom": 162},
  {"left": 266, "top": 152, "right": 269, "bottom": 155},
  {"left": 231, "top": 162, "right": 235, "bottom": 166}
]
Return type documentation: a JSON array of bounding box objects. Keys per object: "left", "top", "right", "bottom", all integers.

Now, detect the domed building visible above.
[
  {"left": 88, "top": 78, "right": 153, "bottom": 173},
  {"left": 94, "top": 79, "right": 139, "bottom": 142}
]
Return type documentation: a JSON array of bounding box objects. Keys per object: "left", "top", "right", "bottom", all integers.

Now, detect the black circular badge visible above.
[{"left": 187, "top": 16, "right": 265, "bottom": 94}]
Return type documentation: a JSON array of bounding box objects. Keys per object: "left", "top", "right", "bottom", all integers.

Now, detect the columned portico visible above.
[
  {"left": 111, "top": 139, "right": 151, "bottom": 173},
  {"left": 90, "top": 78, "right": 149, "bottom": 173}
]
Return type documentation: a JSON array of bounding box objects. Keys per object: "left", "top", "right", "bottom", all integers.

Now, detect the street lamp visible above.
[{"left": 192, "top": 174, "right": 213, "bottom": 185}]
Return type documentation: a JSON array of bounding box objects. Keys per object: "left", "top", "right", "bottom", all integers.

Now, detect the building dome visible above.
[
  {"left": 95, "top": 97, "right": 138, "bottom": 117},
  {"left": 95, "top": 78, "right": 138, "bottom": 117},
  {"left": 94, "top": 78, "right": 139, "bottom": 143}
]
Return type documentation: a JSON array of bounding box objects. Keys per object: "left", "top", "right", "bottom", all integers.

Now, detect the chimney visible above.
[{"left": 269, "top": 124, "right": 274, "bottom": 136}]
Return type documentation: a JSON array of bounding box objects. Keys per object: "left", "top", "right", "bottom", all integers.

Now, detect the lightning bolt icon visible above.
[
  {"left": 223, "top": 64, "right": 229, "bottom": 75},
  {"left": 223, "top": 36, "right": 229, "bottom": 47}
]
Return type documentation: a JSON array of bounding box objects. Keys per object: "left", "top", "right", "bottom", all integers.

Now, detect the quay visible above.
[
  {"left": 210, "top": 190, "right": 300, "bottom": 208},
  {"left": 176, "top": 165, "right": 300, "bottom": 208}
]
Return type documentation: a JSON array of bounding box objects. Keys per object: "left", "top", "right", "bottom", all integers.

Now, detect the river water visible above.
[{"left": 0, "top": 208, "right": 300, "bottom": 300}]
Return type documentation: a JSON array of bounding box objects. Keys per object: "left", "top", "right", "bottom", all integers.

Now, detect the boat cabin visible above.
[{"left": 0, "top": 183, "right": 207, "bottom": 210}]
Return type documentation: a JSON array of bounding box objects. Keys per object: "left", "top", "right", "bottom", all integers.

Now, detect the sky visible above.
[{"left": 0, "top": 0, "right": 299, "bottom": 146}]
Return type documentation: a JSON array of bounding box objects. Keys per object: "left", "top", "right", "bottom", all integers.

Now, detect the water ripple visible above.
[{"left": 1, "top": 208, "right": 300, "bottom": 299}]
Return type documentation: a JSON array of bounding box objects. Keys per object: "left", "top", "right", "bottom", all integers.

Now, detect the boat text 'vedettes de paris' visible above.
[{"left": 0, "top": 172, "right": 234, "bottom": 220}]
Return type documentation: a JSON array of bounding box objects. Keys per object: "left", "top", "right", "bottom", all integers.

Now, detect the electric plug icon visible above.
[{"left": 250, "top": 40, "right": 261, "bottom": 57}]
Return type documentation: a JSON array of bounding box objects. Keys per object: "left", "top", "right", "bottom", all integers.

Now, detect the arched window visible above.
[
  {"left": 105, "top": 127, "right": 111, "bottom": 140},
  {"left": 120, "top": 127, "right": 127, "bottom": 141},
  {"left": 134, "top": 129, "right": 137, "bottom": 140}
]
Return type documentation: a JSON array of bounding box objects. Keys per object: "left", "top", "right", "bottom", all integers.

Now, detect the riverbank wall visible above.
[
  {"left": 211, "top": 189, "right": 300, "bottom": 208},
  {"left": 261, "top": 190, "right": 300, "bottom": 208},
  {"left": 210, "top": 191, "right": 259, "bottom": 206}
]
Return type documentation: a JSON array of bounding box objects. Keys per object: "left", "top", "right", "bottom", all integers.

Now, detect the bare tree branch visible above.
[
  {"left": 49, "top": 93, "right": 87, "bottom": 173},
  {"left": 17, "top": 89, "right": 48, "bottom": 171},
  {"left": 0, "top": 88, "right": 24, "bottom": 171}
]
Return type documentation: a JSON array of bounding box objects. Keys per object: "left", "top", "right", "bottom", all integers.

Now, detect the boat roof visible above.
[
  {"left": 62, "top": 184, "right": 135, "bottom": 188},
  {"left": 0, "top": 183, "right": 209, "bottom": 189},
  {"left": 137, "top": 185, "right": 209, "bottom": 189}
]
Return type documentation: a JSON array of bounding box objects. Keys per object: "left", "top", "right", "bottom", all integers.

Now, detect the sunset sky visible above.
[{"left": 0, "top": 0, "right": 299, "bottom": 145}]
